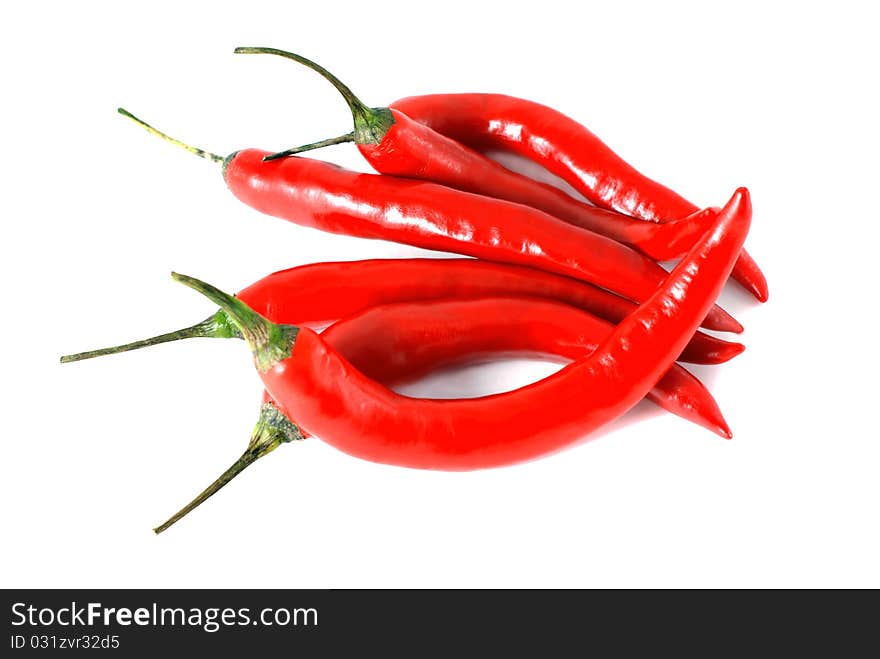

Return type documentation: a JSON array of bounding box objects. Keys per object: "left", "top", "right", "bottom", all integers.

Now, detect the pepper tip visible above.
[{"left": 726, "top": 342, "right": 746, "bottom": 361}]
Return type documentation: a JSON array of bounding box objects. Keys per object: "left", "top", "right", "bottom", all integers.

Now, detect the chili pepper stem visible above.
[
  {"left": 59, "top": 311, "right": 238, "bottom": 363},
  {"left": 154, "top": 402, "right": 305, "bottom": 534},
  {"left": 60, "top": 273, "right": 299, "bottom": 369},
  {"left": 171, "top": 273, "right": 299, "bottom": 373},
  {"left": 263, "top": 132, "right": 355, "bottom": 161},
  {"left": 117, "top": 108, "right": 226, "bottom": 164},
  {"left": 234, "top": 46, "right": 395, "bottom": 152}
]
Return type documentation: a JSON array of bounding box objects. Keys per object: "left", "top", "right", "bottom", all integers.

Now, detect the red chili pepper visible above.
[
  {"left": 390, "top": 93, "right": 768, "bottom": 301},
  {"left": 59, "top": 258, "right": 744, "bottom": 367},
  {"left": 235, "top": 48, "right": 715, "bottom": 263},
  {"left": 244, "top": 291, "right": 731, "bottom": 461},
  {"left": 248, "top": 293, "right": 732, "bottom": 436},
  {"left": 116, "top": 109, "right": 741, "bottom": 333},
  {"left": 322, "top": 297, "right": 731, "bottom": 438},
  {"left": 144, "top": 186, "right": 750, "bottom": 531}
]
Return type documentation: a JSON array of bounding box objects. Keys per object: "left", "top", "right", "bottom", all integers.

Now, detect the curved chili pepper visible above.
[
  {"left": 239, "top": 292, "right": 732, "bottom": 482},
  {"left": 234, "top": 47, "right": 714, "bottom": 262},
  {"left": 115, "top": 109, "right": 740, "bottom": 333},
  {"left": 243, "top": 297, "right": 730, "bottom": 476},
  {"left": 59, "top": 258, "right": 744, "bottom": 367},
  {"left": 321, "top": 297, "right": 731, "bottom": 438},
  {"left": 143, "top": 187, "right": 750, "bottom": 531},
  {"left": 247, "top": 295, "right": 732, "bottom": 443},
  {"left": 390, "top": 93, "right": 768, "bottom": 302}
]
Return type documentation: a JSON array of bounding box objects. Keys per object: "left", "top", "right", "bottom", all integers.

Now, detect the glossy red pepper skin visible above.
[
  {"left": 391, "top": 94, "right": 768, "bottom": 301},
  {"left": 320, "top": 297, "right": 731, "bottom": 438},
  {"left": 257, "top": 188, "right": 751, "bottom": 470},
  {"left": 223, "top": 149, "right": 740, "bottom": 332},
  {"left": 357, "top": 109, "right": 711, "bottom": 261},
  {"left": 236, "top": 49, "right": 735, "bottom": 266},
  {"left": 233, "top": 259, "right": 743, "bottom": 364}
]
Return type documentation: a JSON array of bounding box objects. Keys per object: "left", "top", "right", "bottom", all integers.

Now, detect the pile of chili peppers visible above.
[{"left": 62, "top": 48, "right": 764, "bottom": 533}]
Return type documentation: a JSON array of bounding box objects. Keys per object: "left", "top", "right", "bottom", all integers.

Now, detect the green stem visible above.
[
  {"left": 263, "top": 132, "right": 355, "bottom": 161},
  {"left": 153, "top": 453, "right": 256, "bottom": 534},
  {"left": 118, "top": 107, "right": 226, "bottom": 164},
  {"left": 233, "top": 46, "right": 394, "bottom": 146},
  {"left": 60, "top": 312, "right": 237, "bottom": 363},
  {"left": 154, "top": 402, "right": 305, "bottom": 534},
  {"left": 233, "top": 46, "right": 370, "bottom": 122},
  {"left": 171, "top": 273, "right": 298, "bottom": 372}
]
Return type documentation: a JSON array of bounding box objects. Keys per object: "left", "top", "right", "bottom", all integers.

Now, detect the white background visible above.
[{"left": 2, "top": 1, "right": 877, "bottom": 588}]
